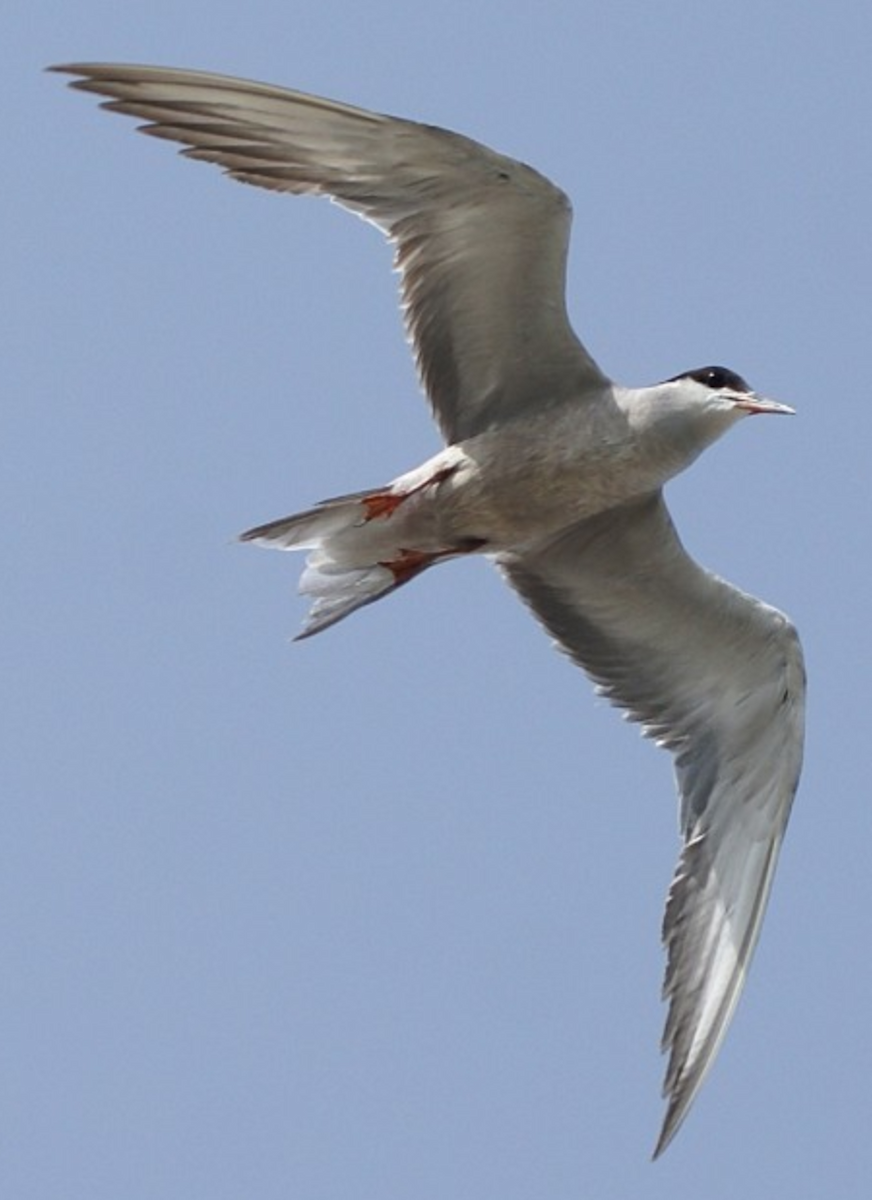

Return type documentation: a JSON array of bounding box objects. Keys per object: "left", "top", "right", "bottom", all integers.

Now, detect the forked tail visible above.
[{"left": 239, "top": 485, "right": 484, "bottom": 639}]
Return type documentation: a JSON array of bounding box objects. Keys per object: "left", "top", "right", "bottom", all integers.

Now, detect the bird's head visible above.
[
  {"left": 628, "top": 365, "right": 795, "bottom": 473},
  {"left": 665, "top": 365, "right": 795, "bottom": 422}
]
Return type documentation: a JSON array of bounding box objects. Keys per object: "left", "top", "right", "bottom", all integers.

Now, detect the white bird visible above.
[{"left": 54, "top": 63, "right": 805, "bottom": 1156}]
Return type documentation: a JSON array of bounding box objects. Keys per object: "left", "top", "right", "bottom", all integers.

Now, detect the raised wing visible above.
[
  {"left": 500, "top": 493, "right": 805, "bottom": 1156},
  {"left": 53, "top": 63, "right": 608, "bottom": 442}
]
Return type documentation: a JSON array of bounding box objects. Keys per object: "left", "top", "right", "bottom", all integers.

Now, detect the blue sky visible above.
[{"left": 7, "top": 2, "right": 872, "bottom": 1196}]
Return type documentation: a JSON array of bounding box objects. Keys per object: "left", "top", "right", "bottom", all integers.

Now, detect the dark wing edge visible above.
[{"left": 499, "top": 493, "right": 805, "bottom": 1155}]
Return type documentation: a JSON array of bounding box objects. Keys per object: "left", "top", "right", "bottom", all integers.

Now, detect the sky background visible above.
[{"left": 6, "top": 2, "right": 872, "bottom": 1197}]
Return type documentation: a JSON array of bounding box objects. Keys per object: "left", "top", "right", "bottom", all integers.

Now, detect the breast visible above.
[{"left": 432, "top": 409, "right": 664, "bottom": 549}]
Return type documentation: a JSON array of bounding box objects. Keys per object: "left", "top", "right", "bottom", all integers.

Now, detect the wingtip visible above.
[
  {"left": 46, "top": 63, "right": 106, "bottom": 92},
  {"left": 46, "top": 62, "right": 89, "bottom": 78},
  {"left": 291, "top": 624, "right": 320, "bottom": 643},
  {"left": 651, "top": 1104, "right": 683, "bottom": 1161}
]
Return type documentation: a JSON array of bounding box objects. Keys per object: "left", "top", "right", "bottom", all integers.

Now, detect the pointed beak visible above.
[{"left": 732, "top": 391, "right": 795, "bottom": 416}]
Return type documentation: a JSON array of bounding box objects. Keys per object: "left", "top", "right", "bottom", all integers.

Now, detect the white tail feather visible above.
[
  {"left": 296, "top": 557, "right": 397, "bottom": 638},
  {"left": 240, "top": 491, "right": 420, "bottom": 638},
  {"left": 238, "top": 490, "right": 377, "bottom": 551}
]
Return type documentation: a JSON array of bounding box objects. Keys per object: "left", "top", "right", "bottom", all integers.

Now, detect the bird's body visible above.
[
  {"left": 55, "top": 62, "right": 805, "bottom": 1157},
  {"left": 403, "top": 381, "right": 742, "bottom": 544},
  {"left": 242, "top": 377, "right": 772, "bottom": 637}
]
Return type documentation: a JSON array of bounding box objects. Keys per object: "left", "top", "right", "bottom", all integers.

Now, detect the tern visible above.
[{"left": 54, "top": 63, "right": 805, "bottom": 1156}]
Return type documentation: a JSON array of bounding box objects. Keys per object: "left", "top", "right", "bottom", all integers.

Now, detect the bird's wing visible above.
[
  {"left": 53, "top": 63, "right": 608, "bottom": 443},
  {"left": 499, "top": 492, "right": 805, "bottom": 1156}
]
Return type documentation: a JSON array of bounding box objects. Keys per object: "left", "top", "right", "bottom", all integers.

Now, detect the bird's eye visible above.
[
  {"left": 669, "top": 366, "right": 751, "bottom": 392},
  {"left": 701, "top": 368, "right": 725, "bottom": 388}
]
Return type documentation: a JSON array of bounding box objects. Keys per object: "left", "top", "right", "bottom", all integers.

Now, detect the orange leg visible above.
[
  {"left": 379, "top": 538, "right": 487, "bottom": 585},
  {"left": 361, "top": 465, "right": 459, "bottom": 523}
]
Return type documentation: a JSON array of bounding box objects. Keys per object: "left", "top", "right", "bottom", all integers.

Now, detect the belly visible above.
[{"left": 431, "top": 431, "right": 657, "bottom": 548}]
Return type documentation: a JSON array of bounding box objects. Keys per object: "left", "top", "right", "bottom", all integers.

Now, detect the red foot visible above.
[
  {"left": 361, "top": 465, "right": 459, "bottom": 523},
  {"left": 379, "top": 548, "right": 439, "bottom": 585},
  {"left": 379, "top": 537, "right": 487, "bottom": 585},
  {"left": 362, "top": 492, "right": 405, "bottom": 520}
]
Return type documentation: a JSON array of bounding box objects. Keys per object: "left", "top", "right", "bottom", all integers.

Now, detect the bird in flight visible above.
[{"left": 54, "top": 63, "right": 805, "bottom": 1156}]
